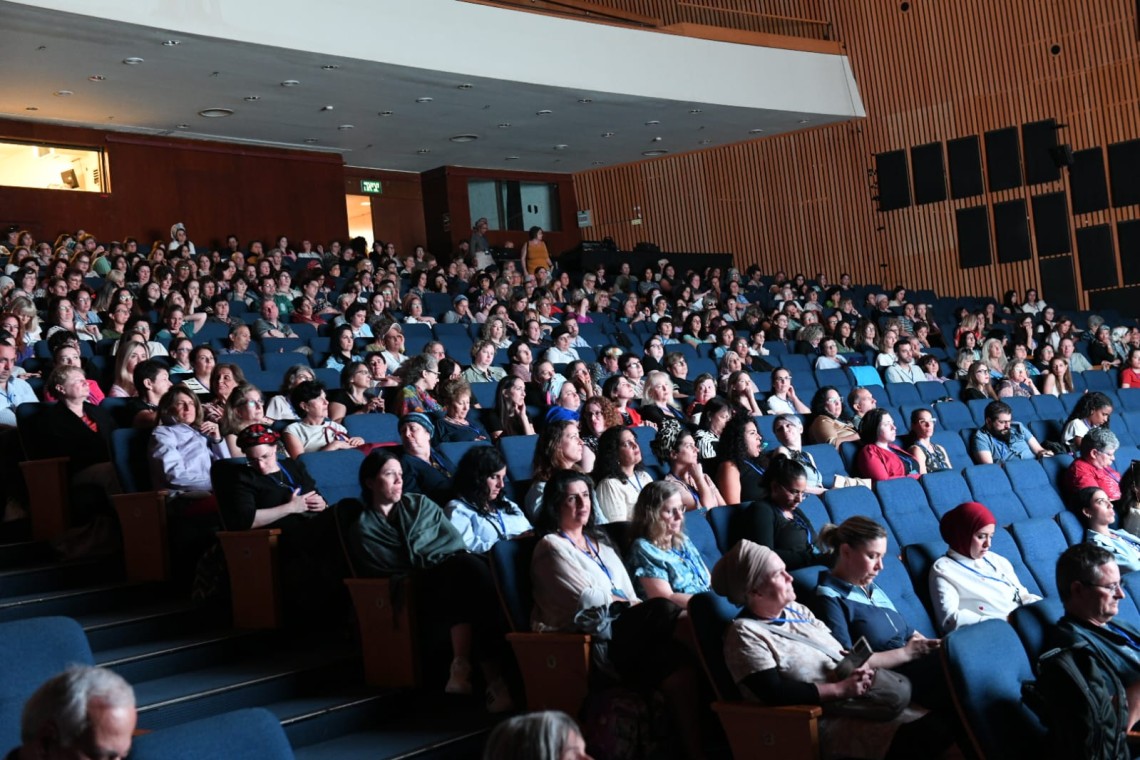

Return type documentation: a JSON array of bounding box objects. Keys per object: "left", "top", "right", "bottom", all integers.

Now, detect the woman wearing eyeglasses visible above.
[
  {"left": 740, "top": 456, "right": 826, "bottom": 571},
  {"left": 222, "top": 383, "right": 274, "bottom": 457}
]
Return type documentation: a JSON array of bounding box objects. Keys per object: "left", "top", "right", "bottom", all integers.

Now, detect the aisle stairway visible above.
[{"left": 0, "top": 524, "right": 496, "bottom": 759}]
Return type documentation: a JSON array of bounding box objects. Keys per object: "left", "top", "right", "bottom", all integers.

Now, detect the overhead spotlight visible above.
[{"left": 123, "top": 57, "right": 144, "bottom": 65}]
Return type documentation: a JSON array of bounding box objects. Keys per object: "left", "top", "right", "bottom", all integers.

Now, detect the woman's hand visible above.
[
  {"left": 904, "top": 632, "right": 941, "bottom": 659},
  {"left": 835, "top": 666, "right": 875, "bottom": 699},
  {"left": 347, "top": 436, "right": 365, "bottom": 447},
  {"left": 198, "top": 420, "right": 220, "bottom": 439},
  {"left": 302, "top": 490, "right": 327, "bottom": 512}
]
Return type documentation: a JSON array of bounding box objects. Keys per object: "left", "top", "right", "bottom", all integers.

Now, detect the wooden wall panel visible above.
[
  {"left": 0, "top": 119, "right": 346, "bottom": 250},
  {"left": 574, "top": 0, "right": 1140, "bottom": 310}
]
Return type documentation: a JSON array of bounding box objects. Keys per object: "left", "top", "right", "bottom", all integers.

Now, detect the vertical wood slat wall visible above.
[{"left": 573, "top": 1, "right": 1140, "bottom": 307}]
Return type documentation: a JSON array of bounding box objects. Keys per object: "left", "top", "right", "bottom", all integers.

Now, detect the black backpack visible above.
[{"left": 1022, "top": 641, "right": 1130, "bottom": 760}]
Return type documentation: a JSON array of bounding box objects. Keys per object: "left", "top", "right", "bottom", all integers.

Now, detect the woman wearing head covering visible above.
[
  {"left": 928, "top": 502, "right": 1040, "bottom": 634},
  {"left": 713, "top": 540, "right": 947, "bottom": 760}
]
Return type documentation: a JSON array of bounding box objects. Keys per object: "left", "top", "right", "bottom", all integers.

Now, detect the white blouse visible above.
[{"left": 929, "top": 548, "right": 1040, "bottom": 634}]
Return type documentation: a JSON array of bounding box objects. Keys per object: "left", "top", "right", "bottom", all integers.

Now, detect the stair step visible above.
[
  {"left": 0, "top": 556, "right": 122, "bottom": 599},
  {"left": 273, "top": 690, "right": 397, "bottom": 748},
  {"left": 133, "top": 643, "right": 359, "bottom": 730},
  {"left": 96, "top": 628, "right": 272, "bottom": 683},
  {"left": 0, "top": 582, "right": 167, "bottom": 623},
  {"left": 0, "top": 538, "right": 48, "bottom": 569},
  {"left": 80, "top": 597, "right": 229, "bottom": 652}
]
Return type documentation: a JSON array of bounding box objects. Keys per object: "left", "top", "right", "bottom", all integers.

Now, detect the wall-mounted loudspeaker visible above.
[{"left": 1049, "top": 144, "right": 1075, "bottom": 168}]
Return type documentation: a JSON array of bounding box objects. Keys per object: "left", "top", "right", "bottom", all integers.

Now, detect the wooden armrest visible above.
[
  {"left": 507, "top": 631, "right": 592, "bottom": 714},
  {"left": 217, "top": 529, "right": 283, "bottom": 629},
  {"left": 713, "top": 701, "right": 822, "bottom": 760},
  {"left": 344, "top": 577, "right": 419, "bottom": 688},
  {"left": 20, "top": 457, "right": 71, "bottom": 540},
  {"left": 112, "top": 491, "right": 169, "bottom": 582}
]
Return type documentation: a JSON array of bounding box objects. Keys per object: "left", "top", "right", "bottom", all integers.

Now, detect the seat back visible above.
[
  {"left": 931, "top": 430, "right": 970, "bottom": 471},
  {"left": 920, "top": 470, "right": 972, "bottom": 519},
  {"left": 1003, "top": 459, "right": 1067, "bottom": 518},
  {"left": 823, "top": 486, "right": 898, "bottom": 554},
  {"left": 298, "top": 449, "right": 365, "bottom": 506},
  {"left": 885, "top": 382, "right": 921, "bottom": 406},
  {"left": 942, "top": 619, "right": 1046, "bottom": 759},
  {"left": 966, "top": 398, "right": 992, "bottom": 427},
  {"left": 129, "top": 707, "right": 294, "bottom": 760},
  {"left": 1008, "top": 597, "right": 1064, "bottom": 663},
  {"left": 488, "top": 536, "right": 539, "bottom": 632},
  {"left": 878, "top": 554, "right": 937, "bottom": 638},
  {"left": 934, "top": 400, "right": 975, "bottom": 432},
  {"left": 1008, "top": 518, "right": 1069, "bottom": 597},
  {"left": 803, "top": 443, "right": 845, "bottom": 485},
  {"left": 688, "top": 592, "right": 744, "bottom": 701},
  {"left": 901, "top": 540, "right": 945, "bottom": 617},
  {"left": 1031, "top": 394, "right": 1066, "bottom": 421},
  {"left": 499, "top": 434, "right": 539, "bottom": 482},
  {"left": 876, "top": 477, "right": 942, "bottom": 546},
  {"left": 707, "top": 503, "right": 751, "bottom": 556},
  {"left": 962, "top": 464, "right": 1030, "bottom": 525},
  {"left": 111, "top": 427, "right": 154, "bottom": 493},
  {"left": 684, "top": 509, "right": 722, "bottom": 571},
  {"left": 1039, "top": 453, "right": 1075, "bottom": 492},
  {"left": 437, "top": 440, "right": 491, "bottom": 469},
  {"left": 343, "top": 413, "right": 400, "bottom": 445}
]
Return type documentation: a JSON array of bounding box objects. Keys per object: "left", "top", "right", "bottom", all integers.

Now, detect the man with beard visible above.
[{"left": 970, "top": 400, "right": 1053, "bottom": 464}]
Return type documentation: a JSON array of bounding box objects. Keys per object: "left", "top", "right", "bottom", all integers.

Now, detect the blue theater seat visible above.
[
  {"left": 1003, "top": 459, "right": 1067, "bottom": 518},
  {"left": 1008, "top": 597, "right": 1064, "bottom": 662},
  {"left": 299, "top": 449, "right": 365, "bottom": 506},
  {"left": 1008, "top": 517, "right": 1071, "bottom": 597},
  {"left": 934, "top": 400, "right": 975, "bottom": 432},
  {"left": 931, "top": 430, "right": 970, "bottom": 470},
  {"left": 876, "top": 477, "right": 942, "bottom": 546},
  {"left": 343, "top": 413, "right": 400, "bottom": 445},
  {"left": 920, "top": 470, "right": 972, "bottom": 519},
  {"left": 823, "top": 487, "right": 898, "bottom": 554},
  {"left": 130, "top": 708, "right": 294, "bottom": 760},
  {"left": 1030, "top": 393, "right": 1066, "bottom": 421},
  {"left": 499, "top": 434, "right": 539, "bottom": 483},
  {"left": 803, "top": 443, "right": 845, "bottom": 485},
  {"left": 962, "top": 464, "right": 1030, "bottom": 525},
  {"left": 885, "top": 382, "right": 921, "bottom": 406}
]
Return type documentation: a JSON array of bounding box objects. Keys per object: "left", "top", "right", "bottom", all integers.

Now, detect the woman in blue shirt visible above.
[
  {"left": 445, "top": 447, "right": 530, "bottom": 554},
  {"left": 627, "top": 481, "right": 711, "bottom": 608}
]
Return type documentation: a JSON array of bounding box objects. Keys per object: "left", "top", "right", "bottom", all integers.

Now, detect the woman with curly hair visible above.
[
  {"left": 806, "top": 385, "right": 860, "bottom": 448},
  {"left": 481, "top": 315, "right": 514, "bottom": 350},
  {"left": 715, "top": 414, "right": 768, "bottom": 504},
  {"left": 628, "top": 480, "right": 711, "bottom": 606},
  {"left": 445, "top": 446, "right": 529, "bottom": 553},
  {"left": 592, "top": 426, "right": 650, "bottom": 522},
  {"left": 1062, "top": 390, "right": 1114, "bottom": 453},
  {"left": 603, "top": 374, "right": 642, "bottom": 427},
  {"left": 397, "top": 354, "right": 445, "bottom": 419},
  {"left": 578, "top": 396, "right": 621, "bottom": 452}
]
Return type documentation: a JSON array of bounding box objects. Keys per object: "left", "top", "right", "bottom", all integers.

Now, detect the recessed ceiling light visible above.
[
  {"left": 162, "top": 40, "right": 180, "bottom": 46},
  {"left": 320, "top": 105, "right": 334, "bottom": 111},
  {"left": 88, "top": 75, "right": 105, "bottom": 82},
  {"left": 457, "top": 83, "right": 473, "bottom": 90},
  {"left": 689, "top": 108, "right": 702, "bottom": 114},
  {"left": 378, "top": 110, "right": 393, "bottom": 116},
  {"left": 176, "top": 123, "right": 189, "bottom": 129},
  {"left": 338, "top": 124, "right": 354, "bottom": 131},
  {"left": 578, "top": 98, "right": 592, "bottom": 104},
  {"left": 601, "top": 131, "right": 614, "bottom": 138},
  {"left": 642, "top": 150, "right": 668, "bottom": 156},
  {"left": 280, "top": 80, "right": 300, "bottom": 87},
  {"left": 497, "top": 123, "right": 511, "bottom": 129},
  {"left": 123, "top": 57, "right": 144, "bottom": 65},
  {"left": 450, "top": 134, "right": 478, "bottom": 143},
  {"left": 416, "top": 149, "right": 431, "bottom": 154},
  {"left": 244, "top": 96, "right": 260, "bottom": 102},
  {"left": 53, "top": 90, "right": 73, "bottom": 97},
  {"left": 25, "top": 106, "right": 38, "bottom": 111},
  {"left": 699, "top": 139, "right": 712, "bottom": 145},
  {"left": 797, "top": 119, "right": 810, "bottom": 124},
  {"left": 415, "top": 97, "right": 433, "bottom": 104},
  {"left": 749, "top": 128, "right": 764, "bottom": 134},
  {"left": 198, "top": 108, "right": 234, "bottom": 118},
  {"left": 321, "top": 64, "right": 340, "bottom": 70},
  {"left": 592, "top": 161, "right": 604, "bottom": 166},
  {"left": 303, "top": 138, "right": 318, "bottom": 144},
  {"left": 536, "top": 109, "right": 552, "bottom": 116},
  {"left": 505, "top": 156, "right": 520, "bottom": 161},
  {"left": 553, "top": 144, "right": 568, "bottom": 150},
  {"left": 644, "top": 120, "right": 660, "bottom": 126}
]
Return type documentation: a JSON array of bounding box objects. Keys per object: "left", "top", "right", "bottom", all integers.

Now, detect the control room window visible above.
[{"left": 0, "top": 141, "right": 109, "bottom": 192}]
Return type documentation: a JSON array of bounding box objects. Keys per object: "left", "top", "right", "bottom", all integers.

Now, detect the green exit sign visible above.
[{"left": 360, "top": 180, "right": 382, "bottom": 194}]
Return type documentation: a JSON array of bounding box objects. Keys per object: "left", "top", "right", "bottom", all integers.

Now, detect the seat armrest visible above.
[
  {"left": 218, "top": 529, "right": 283, "bottom": 629},
  {"left": 712, "top": 701, "right": 822, "bottom": 760},
  {"left": 507, "top": 631, "right": 591, "bottom": 714},
  {"left": 344, "top": 577, "right": 419, "bottom": 688},
  {"left": 112, "top": 491, "right": 169, "bottom": 582},
  {"left": 20, "top": 457, "right": 71, "bottom": 540}
]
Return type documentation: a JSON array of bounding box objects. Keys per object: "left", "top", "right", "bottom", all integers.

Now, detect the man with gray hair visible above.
[
  {"left": 1064, "top": 426, "right": 1123, "bottom": 502},
  {"left": 11, "top": 665, "right": 136, "bottom": 760}
]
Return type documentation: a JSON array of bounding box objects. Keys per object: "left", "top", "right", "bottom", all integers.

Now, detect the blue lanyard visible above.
[
  {"left": 272, "top": 464, "right": 296, "bottom": 490},
  {"left": 743, "top": 460, "right": 766, "bottom": 478},
  {"left": 765, "top": 608, "right": 812, "bottom": 625},
  {"left": 952, "top": 556, "right": 1023, "bottom": 603},
  {"left": 630, "top": 471, "right": 645, "bottom": 490},
  {"left": 460, "top": 497, "right": 508, "bottom": 539},
  {"left": 1106, "top": 622, "right": 1140, "bottom": 652},
  {"left": 559, "top": 531, "right": 626, "bottom": 599},
  {"left": 671, "top": 541, "right": 708, "bottom": 585},
  {"left": 668, "top": 474, "right": 702, "bottom": 509}
]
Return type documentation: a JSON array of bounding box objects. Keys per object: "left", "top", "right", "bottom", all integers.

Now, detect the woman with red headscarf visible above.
[{"left": 928, "top": 502, "right": 1040, "bottom": 634}]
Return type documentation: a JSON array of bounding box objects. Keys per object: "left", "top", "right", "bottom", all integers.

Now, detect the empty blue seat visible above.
[
  {"left": 942, "top": 620, "right": 1046, "bottom": 758},
  {"left": 299, "top": 449, "right": 365, "bottom": 505},
  {"left": 1039, "top": 452, "right": 1075, "bottom": 492},
  {"left": 814, "top": 368, "right": 850, "bottom": 391},
  {"left": 221, "top": 352, "right": 262, "bottom": 377},
  {"left": 837, "top": 440, "right": 860, "bottom": 475},
  {"left": 1030, "top": 393, "right": 1066, "bottom": 421},
  {"left": 1056, "top": 508, "right": 1084, "bottom": 544},
  {"left": 499, "top": 434, "right": 539, "bottom": 482},
  {"left": 748, "top": 371, "right": 773, "bottom": 393},
  {"left": 1003, "top": 458, "right": 1067, "bottom": 518},
  {"left": 965, "top": 398, "right": 991, "bottom": 427},
  {"left": 876, "top": 477, "right": 942, "bottom": 546},
  {"left": 920, "top": 470, "right": 972, "bottom": 518},
  {"left": 1059, "top": 391, "right": 1084, "bottom": 415},
  {"left": 468, "top": 382, "right": 497, "bottom": 409},
  {"left": 799, "top": 494, "right": 830, "bottom": 538},
  {"left": 343, "top": 413, "right": 400, "bottom": 445},
  {"left": 684, "top": 509, "right": 721, "bottom": 570},
  {"left": 823, "top": 486, "right": 898, "bottom": 554},
  {"left": 263, "top": 351, "right": 309, "bottom": 375},
  {"left": 901, "top": 539, "right": 945, "bottom": 617},
  {"left": 1005, "top": 396, "right": 1037, "bottom": 422},
  {"left": 1084, "top": 370, "right": 1116, "bottom": 393},
  {"left": 992, "top": 526, "right": 1044, "bottom": 598},
  {"left": 885, "top": 382, "right": 921, "bottom": 406},
  {"left": 934, "top": 400, "right": 975, "bottom": 432},
  {"left": 1008, "top": 597, "right": 1065, "bottom": 662},
  {"left": 1117, "top": 389, "right": 1140, "bottom": 412},
  {"left": 779, "top": 354, "right": 812, "bottom": 374},
  {"left": 962, "top": 464, "right": 1030, "bottom": 525},
  {"left": 130, "top": 707, "right": 295, "bottom": 760},
  {"left": 877, "top": 554, "right": 938, "bottom": 638},
  {"left": 262, "top": 337, "right": 306, "bottom": 354},
  {"left": 1009, "top": 517, "right": 1070, "bottom": 597}
]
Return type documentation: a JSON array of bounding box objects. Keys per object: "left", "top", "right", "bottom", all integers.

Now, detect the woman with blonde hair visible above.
[
  {"left": 222, "top": 383, "right": 273, "bottom": 456},
  {"left": 641, "top": 369, "right": 685, "bottom": 423},
  {"left": 109, "top": 339, "right": 149, "bottom": 398},
  {"left": 961, "top": 361, "right": 998, "bottom": 402},
  {"left": 628, "top": 480, "right": 712, "bottom": 606},
  {"left": 981, "top": 337, "right": 1007, "bottom": 378}
]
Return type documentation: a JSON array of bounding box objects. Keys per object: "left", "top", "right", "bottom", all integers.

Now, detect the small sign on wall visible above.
[
  {"left": 360, "top": 179, "right": 382, "bottom": 194},
  {"left": 577, "top": 210, "right": 592, "bottom": 228},
  {"left": 442, "top": 213, "right": 450, "bottom": 232}
]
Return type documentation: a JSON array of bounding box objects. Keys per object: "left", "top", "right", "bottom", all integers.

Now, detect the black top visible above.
[{"left": 742, "top": 501, "right": 818, "bottom": 570}]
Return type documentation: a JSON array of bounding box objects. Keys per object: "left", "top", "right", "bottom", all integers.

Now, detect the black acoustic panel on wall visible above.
[
  {"left": 1039, "top": 255, "right": 1078, "bottom": 312},
  {"left": 985, "top": 127, "right": 1023, "bottom": 192},
  {"left": 956, "top": 205, "right": 991, "bottom": 269},
  {"left": 1031, "top": 192, "right": 1072, "bottom": 256},
  {"left": 1076, "top": 224, "right": 1117, "bottom": 290},
  {"left": 947, "top": 136, "right": 984, "bottom": 199},
  {"left": 910, "top": 142, "right": 947, "bottom": 205},
  {"left": 875, "top": 150, "right": 911, "bottom": 211},
  {"left": 1120, "top": 219, "right": 1140, "bottom": 286},
  {"left": 1108, "top": 139, "right": 1140, "bottom": 207},
  {"left": 993, "top": 199, "right": 1032, "bottom": 263},
  {"left": 1070, "top": 147, "right": 1111, "bottom": 214},
  {"left": 1022, "top": 119, "right": 1061, "bottom": 185}
]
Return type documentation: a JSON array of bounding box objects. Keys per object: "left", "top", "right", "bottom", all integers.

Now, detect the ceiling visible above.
[{"left": 0, "top": 1, "right": 859, "bottom": 174}]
